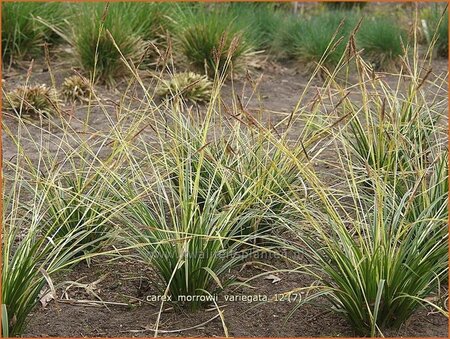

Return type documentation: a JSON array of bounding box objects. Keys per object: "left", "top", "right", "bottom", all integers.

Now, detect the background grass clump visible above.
[
  {"left": 104, "top": 2, "right": 174, "bottom": 64},
  {"left": 225, "top": 2, "right": 286, "bottom": 51},
  {"left": 2, "top": 2, "right": 66, "bottom": 65},
  {"left": 174, "top": 5, "right": 253, "bottom": 76},
  {"left": 276, "top": 11, "right": 356, "bottom": 69},
  {"left": 70, "top": 3, "right": 147, "bottom": 84},
  {"left": 357, "top": 17, "right": 406, "bottom": 70},
  {"left": 422, "top": 5, "right": 448, "bottom": 58}
]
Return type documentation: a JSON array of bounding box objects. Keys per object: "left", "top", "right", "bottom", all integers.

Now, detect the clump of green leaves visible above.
[
  {"left": 70, "top": 3, "right": 147, "bottom": 84},
  {"left": 357, "top": 17, "right": 406, "bottom": 70},
  {"left": 276, "top": 11, "right": 356, "bottom": 69},
  {"left": 1, "top": 2, "right": 66, "bottom": 65},
  {"left": 297, "top": 180, "right": 448, "bottom": 336},
  {"left": 175, "top": 5, "right": 253, "bottom": 76}
]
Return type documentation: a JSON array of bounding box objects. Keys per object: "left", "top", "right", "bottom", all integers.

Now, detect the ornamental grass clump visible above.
[
  {"left": 175, "top": 5, "right": 253, "bottom": 76},
  {"left": 1, "top": 178, "right": 111, "bottom": 336},
  {"left": 4, "top": 84, "right": 60, "bottom": 118},
  {"left": 1, "top": 122, "right": 120, "bottom": 336},
  {"left": 98, "top": 2, "right": 173, "bottom": 66},
  {"left": 60, "top": 75, "right": 92, "bottom": 102},
  {"left": 289, "top": 177, "right": 448, "bottom": 336},
  {"left": 1, "top": 2, "right": 66, "bottom": 65},
  {"left": 157, "top": 72, "right": 213, "bottom": 104},
  {"left": 69, "top": 3, "right": 147, "bottom": 84},
  {"left": 277, "top": 29, "right": 448, "bottom": 336},
  {"left": 1, "top": 78, "right": 154, "bottom": 335},
  {"left": 342, "top": 57, "right": 444, "bottom": 195},
  {"left": 110, "top": 70, "right": 299, "bottom": 314},
  {"left": 162, "top": 110, "right": 302, "bottom": 240},
  {"left": 40, "top": 173, "right": 116, "bottom": 257},
  {"left": 357, "top": 17, "right": 406, "bottom": 70},
  {"left": 116, "top": 168, "right": 252, "bottom": 311},
  {"left": 114, "top": 132, "right": 253, "bottom": 311},
  {"left": 277, "top": 11, "right": 356, "bottom": 69},
  {"left": 226, "top": 2, "right": 285, "bottom": 50}
]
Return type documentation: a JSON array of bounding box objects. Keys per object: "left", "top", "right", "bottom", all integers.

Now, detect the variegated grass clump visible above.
[
  {"left": 4, "top": 84, "right": 59, "bottom": 118},
  {"left": 41, "top": 173, "right": 115, "bottom": 258},
  {"left": 60, "top": 75, "right": 92, "bottom": 102},
  {"left": 157, "top": 72, "right": 213, "bottom": 104},
  {"left": 275, "top": 24, "right": 448, "bottom": 337},
  {"left": 2, "top": 88, "right": 140, "bottom": 336},
  {"left": 109, "top": 67, "right": 299, "bottom": 313},
  {"left": 111, "top": 106, "right": 256, "bottom": 312},
  {"left": 164, "top": 122, "right": 302, "bottom": 240}
]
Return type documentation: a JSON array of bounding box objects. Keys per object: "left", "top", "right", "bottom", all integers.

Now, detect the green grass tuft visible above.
[
  {"left": 276, "top": 11, "right": 356, "bottom": 69},
  {"left": 357, "top": 17, "right": 406, "bottom": 70},
  {"left": 70, "top": 3, "right": 147, "bottom": 84},
  {"left": 1, "top": 2, "right": 66, "bottom": 65},
  {"left": 226, "top": 2, "right": 285, "bottom": 51},
  {"left": 175, "top": 5, "right": 253, "bottom": 76}
]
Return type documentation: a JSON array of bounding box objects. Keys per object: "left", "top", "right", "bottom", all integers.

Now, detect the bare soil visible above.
[{"left": 21, "top": 255, "right": 448, "bottom": 338}]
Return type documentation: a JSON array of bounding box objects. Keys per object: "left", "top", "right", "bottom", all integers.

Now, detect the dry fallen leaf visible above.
[{"left": 264, "top": 274, "right": 281, "bottom": 284}]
